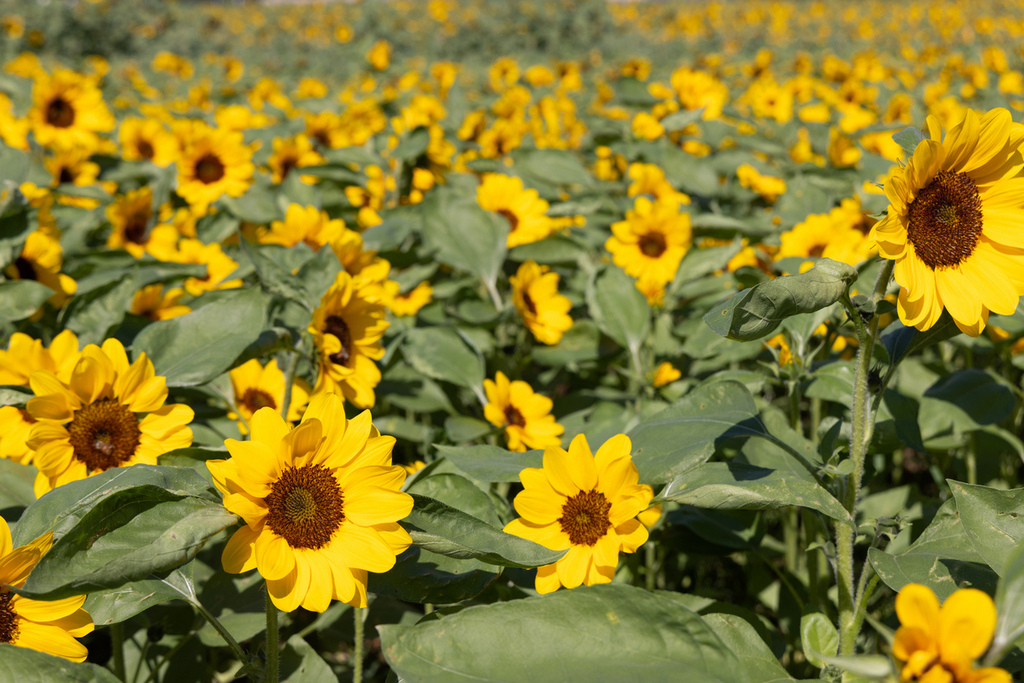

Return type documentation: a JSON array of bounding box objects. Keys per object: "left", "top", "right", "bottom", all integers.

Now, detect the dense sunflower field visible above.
[{"left": 5, "top": 0, "right": 1024, "bottom": 681}]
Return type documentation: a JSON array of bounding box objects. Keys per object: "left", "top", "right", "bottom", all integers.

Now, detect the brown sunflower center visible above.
[
  {"left": 123, "top": 209, "right": 150, "bottom": 245},
  {"left": 278, "top": 155, "right": 298, "bottom": 179},
  {"left": 522, "top": 291, "right": 538, "bottom": 316},
  {"left": 906, "top": 170, "right": 983, "bottom": 269},
  {"left": 558, "top": 489, "right": 612, "bottom": 546},
  {"left": 136, "top": 140, "right": 155, "bottom": 160},
  {"left": 0, "top": 592, "right": 17, "bottom": 644},
  {"left": 498, "top": 208, "right": 520, "bottom": 232},
  {"left": 240, "top": 387, "right": 276, "bottom": 413},
  {"left": 45, "top": 97, "right": 75, "bottom": 128},
  {"left": 67, "top": 398, "right": 142, "bottom": 472},
  {"left": 504, "top": 404, "right": 526, "bottom": 427},
  {"left": 639, "top": 232, "right": 667, "bottom": 258},
  {"left": 12, "top": 257, "right": 35, "bottom": 281},
  {"left": 195, "top": 154, "right": 226, "bottom": 184},
  {"left": 324, "top": 315, "right": 354, "bottom": 366},
  {"left": 58, "top": 166, "right": 75, "bottom": 185},
  {"left": 264, "top": 464, "right": 345, "bottom": 549}
]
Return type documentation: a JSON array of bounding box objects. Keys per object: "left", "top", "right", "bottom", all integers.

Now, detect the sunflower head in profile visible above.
[
  {"left": 606, "top": 196, "right": 692, "bottom": 288},
  {"left": 504, "top": 434, "right": 654, "bottom": 594},
  {"left": 0, "top": 518, "right": 94, "bottom": 661},
  {"left": 4, "top": 227, "right": 77, "bottom": 309},
  {"left": 476, "top": 174, "right": 556, "bottom": 248},
  {"left": 25, "top": 339, "right": 194, "bottom": 497},
  {"left": 262, "top": 204, "right": 344, "bottom": 251},
  {"left": 207, "top": 393, "right": 413, "bottom": 612},
  {"left": 483, "top": 371, "right": 563, "bottom": 452},
  {"left": 175, "top": 121, "right": 255, "bottom": 209},
  {"left": 510, "top": 260, "right": 573, "bottom": 346},
  {"left": 870, "top": 108, "right": 1024, "bottom": 336},
  {"left": 382, "top": 279, "right": 433, "bottom": 317},
  {"left": 228, "top": 358, "right": 310, "bottom": 435},
  {"left": 309, "top": 272, "right": 389, "bottom": 408},
  {"left": 28, "top": 69, "right": 114, "bottom": 150}
]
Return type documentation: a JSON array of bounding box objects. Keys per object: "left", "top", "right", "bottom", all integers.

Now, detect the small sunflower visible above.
[
  {"left": 606, "top": 196, "right": 692, "bottom": 289},
  {"left": 4, "top": 227, "right": 77, "bottom": 308},
  {"left": 503, "top": 434, "right": 653, "bottom": 594},
  {"left": 28, "top": 69, "right": 114, "bottom": 149},
  {"left": 228, "top": 358, "right": 310, "bottom": 435},
  {"left": 175, "top": 121, "right": 255, "bottom": 209},
  {"left": 382, "top": 280, "right": 433, "bottom": 317},
  {"left": 207, "top": 394, "right": 413, "bottom": 612},
  {"left": 130, "top": 284, "right": 190, "bottom": 321},
  {"left": 148, "top": 237, "right": 243, "bottom": 298},
  {"left": 330, "top": 229, "right": 391, "bottom": 285},
  {"left": 309, "top": 272, "right": 389, "bottom": 408},
  {"left": 268, "top": 134, "right": 325, "bottom": 185},
  {"left": 483, "top": 371, "right": 563, "bottom": 452},
  {"left": 0, "top": 330, "right": 81, "bottom": 386},
  {"left": 106, "top": 187, "right": 154, "bottom": 258},
  {"left": 870, "top": 108, "right": 1024, "bottom": 336},
  {"left": 0, "top": 518, "right": 93, "bottom": 661},
  {"left": 651, "top": 362, "right": 681, "bottom": 388},
  {"left": 477, "top": 174, "right": 556, "bottom": 248},
  {"left": 25, "top": 339, "right": 194, "bottom": 497},
  {"left": 510, "top": 260, "right": 573, "bottom": 345},
  {"left": 119, "top": 117, "right": 178, "bottom": 167},
  {"left": 262, "top": 204, "right": 344, "bottom": 251}
]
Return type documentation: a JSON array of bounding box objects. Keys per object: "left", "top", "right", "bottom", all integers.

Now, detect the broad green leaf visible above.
[
  {"left": 586, "top": 265, "right": 650, "bottom": 352},
  {"left": 990, "top": 544, "right": 1024, "bottom": 666},
  {"left": 59, "top": 271, "right": 139, "bottom": 346},
  {"left": 0, "top": 645, "right": 120, "bottom": 682},
  {"left": 444, "top": 415, "right": 494, "bottom": 443},
  {"left": 659, "top": 462, "right": 850, "bottom": 522},
  {"left": 703, "top": 258, "right": 857, "bottom": 341},
  {"left": 0, "top": 204, "right": 35, "bottom": 271},
  {"left": 403, "top": 494, "right": 564, "bottom": 569},
  {"left": 222, "top": 178, "right": 281, "bottom": 223},
  {"left": 379, "top": 584, "right": 742, "bottom": 683},
  {"left": 280, "top": 635, "right": 337, "bottom": 683},
  {"left": 881, "top": 315, "right": 959, "bottom": 365},
  {"left": 132, "top": 287, "right": 266, "bottom": 387},
  {"left": 660, "top": 108, "right": 705, "bottom": 132},
  {"left": 949, "top": 480, "right": 1024, "bottom": 574},
  {"left": 84, "top": 567, "right": 194, "bottom": 626},
  {"left": 196, "top": 568, "right": 268, "bottom": 647},
  {"left": 420, "top": 181, "right": 508, "bottom": 287},
  {"left": 407, "top": 472, "right": 505, "bottom": 527},
  {"left": 240, "top": 239, "right": 313, "bottom": 310},
  {"left": 435, "top": 444, "right": 543, "bottom": 483},
  {"left": 532, "top": 319, "right": 602, "bottom": 367},
  {"left": 0, "top": 280, "right": 52, "bottom": 324},
  {"left": 801, "top": 613, "right": 839, "bottom": 669},
  {"left": 402, "top": 326, "right": 485, "bottom": 392},
  {"left": 0, "top": 385, "right": 32, "bottom": 406},
  {"left": 881, "top": 390, "right": 925, "bottom": 452},
  {"left": 368, "top": 546, "right": 497, "bottom": 605},
  {"left": 513, "top": 148, "right": 592, "bottom": 186},
  {"left": 923, "top": 370, "right": 1014, "bottom": 427},
  {"left": 705, "top": 613, "right": 797, "bottom": 683},
  {"left": 892, "top": 127, "right": 925, "bottom": 157},
  {"left": 392, "top": 127, "right": 431, "bottom": 160},
  {"left": 667, "top": 507, "right": 763, "bottom": 551},
  {"left": 0, "top": 457, "right": 35, "bottom": 511}
]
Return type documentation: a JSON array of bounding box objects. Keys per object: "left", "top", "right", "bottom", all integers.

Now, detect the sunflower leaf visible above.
[
  {"left": 0, "top": 280, "right": 53, "bottom": 324},
  {"left": 949, "top": 479, "right": 1024, "bottom": 575},
  {"left": 892, "top": 126, "right": 926, "bottom": 157},
  {"left": 401, "top": 326, "right": 485, "bottom": 393},
  {"left": 240, "top": 238, "right": 314, "bottom": 311},
  {"left": 586, "top": 264, "right": 650, "bottom": 352},
  {"left": 0, "top": 644, "right": 121, "bottom": 682}
]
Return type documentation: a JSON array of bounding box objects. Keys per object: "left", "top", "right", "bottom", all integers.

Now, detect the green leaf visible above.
[
  {"left": 60, "top": 271, "right": 139, "bottom": 346},
  {"left": 14, "top": 466, "right": 237, "bottom": 600},
  {"left": 660, "top": 108, "right": 705, "bottom": 132},
  {"left": 0, "top": 204, "right": 35, "bottom": 271},
  {"left": 949, "top": 480, "right": 1024, "bottom": 574},
  {"left": 704, "top": 613, "right": 796, "bottom": 683},
  {"left": 392, "top": 127, "right": 431, "bottom": 160},
  {"left": 532, "top": 320, "right": 602, "bottom": 367},
  {"left": 280, "top": 635, "right": 337, "bottom": 683},
  {"left": 923, "top": 370, "right": 1014, "bottom": 427},
  {"left": 402, "top": 327, "right": 485, "bottom": 393},
  {"left": 990, "top": 543, "right": 1024, "bottom": 666},
  {"left": 368, "top": 546, "right": 498, "bottom": 605},
  {"left": 379, "top": 584, "right": 742, "bottom": 683},
  {"left": 892, "top": 127, "right": 925, "bottom": 157},
  {"left": 801, "top": 613, "right": 839, "bottom": 669},
  {"left": 222, "top": 178, "right": 281, "bottom": 223},
  {"left": 420, "top": 181, "right": 508, "bottom": 287},
  {"left": 703, "top": 258, "right": 857, "bottom": 341},
  {"left": 0, "top": 280, "right": 53, "bottom": 324},
  {"left": 132, "top": 287, "right": 266, "bottom": 387},
  {"left": 660, "top": 462, "right": 850, "bottom": 522},
  {"left": 586, "top": 265, "right": 650, "bottom": 352},
  {"left": 513, "top": 149, "right": 592, "bottom": 186},
  {"left": 403, "top": 494, "right": 564, "bottom": 569},
  {"left": 84, "top": 567, "right": 193, "bottom": 626},
  {"left": 240, "top": 239, "right": 313, "bottom": 310},
  {"left": 407, "top": 472, "right": 504, "bottom": 527},
  {"left": 0, "top": 644, "right": 121, "bottom": 682},
  {"left": 0, "top": 457, "right": 35, "bottom": 510},
  {"left": 444, "top": 416, "right": 495, "bottom": 443},
  {"left": 435, "top": 444, "right": 543, "bottom": 483}
]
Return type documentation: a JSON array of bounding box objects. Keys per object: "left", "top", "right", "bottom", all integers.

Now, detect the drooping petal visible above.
[{"left": 938, "top": 587, "right": 997, "bottom": 664}]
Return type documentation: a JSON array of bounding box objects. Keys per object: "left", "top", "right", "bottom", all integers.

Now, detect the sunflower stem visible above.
[
  {"left": 484, "top": 275, "right": 504, "bottom": 311},
  {"left": 192, "top": 600, "right": 249, "bottom": 671},
  {"left": 280, "top": 350, "right": 301, "bottom": 423},
  {"left": 265, "top": 589, "right": 279, "bottom": 683},
  {"left": 111, "top": 622, "right": 126, "bottom": 681},
  {"left": 353, "top": 605, "right": 365, "bottom": 682}
]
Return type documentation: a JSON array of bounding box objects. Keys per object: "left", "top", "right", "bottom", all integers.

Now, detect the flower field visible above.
[{"left": 4, "top": 0, "right": 1024, "bottom": 680}]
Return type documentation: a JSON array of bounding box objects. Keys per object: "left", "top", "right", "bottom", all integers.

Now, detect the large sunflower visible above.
[
  {"left": 28, "top": 69, "right": 114, "bottom": 150},
  {"left": 25, "top": 339, "right": 194, "bottom": 497},
  {"left": 0, "top": 518, "right": 93, "bottom": 661},
  {"left": 207, "top": 394, "right": 413, "bottom": 612},
  {"left": 483, "top": 371, "right": 563, "bottom": 452},
  {"left": 503, "top": 434, "right": 653, "bottom": 593},
  {"left": 175, "top": 121, "right": 255, "bottom": 209},
  {"left": 870, "top": 108, "right": 1024, "bottom": 336},
  {"left": 309, "top": 272, "right": 388, "bottom": 408},
  {"left": 477, "top": 174, "right": 556, "bottom": 248},
  {"left": 509, "top": 260, "right": 573, "bottom": 346}
]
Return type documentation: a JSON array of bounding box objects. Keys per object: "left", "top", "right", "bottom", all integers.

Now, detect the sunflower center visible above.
[
  {"left": 906, "top": 170, "right": 983, "bottom": 269},
  {"left": 12, "top": 257, "right": 35, "bottom": 281},
  {"left": 498, "top": 208, "right": 520, "bottom": 232},
  {"left": 123, "top": 210, "right": 150, "bottom": 245},
  {"left": 45, "top": 97, "right": 75, "bottom": 128},
  {"left": 504, "top": 404, "right": 526, "bottom": 427},
  {"left": 278, "top": 156, "right": 298, "bottom": 179},
  {"left": 0, "top": 592, "right": 18, "bottom": 644},
  {"left": 558, "top": 489, "right": 612, "bottom": 546},
  {"left": 264, "top": 464, "right": 345, "bottom": 549},
  {"left": 67, "top": 398, "right": 142, "bottom": 472},
  {"left": 639, "top": 232, "right": 667, "bottom": 258},
  {"left": 522, "top": 291, "right": 538, "bottom": 316},
  {"left": 195, "top": 154, "right": 226, "bottom": 184},
  {"left": 324, "top": 315, "right": 354, "bottom": 366},
  {"left": 58, "top": 167, "right": 75, "bottom": 185},
  {"left": 240, "top": 387, "right": 276, "bottom": 413},
  {"left": 136, "top": 140, "right": 155, "bottom": 160}
]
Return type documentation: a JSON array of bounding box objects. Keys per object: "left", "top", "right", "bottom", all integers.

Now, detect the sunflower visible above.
[
  {"left": 382, "top": 280, "right": 433, "bottom": 317},
  {"left": 892, "top": 584, "right": 1010, "bottom": 682},
  {"left": 477, "top": 174, "right": 556, "bottom": 248},
  {"left": 148, "top": 238, "right": 243, "bottom": 298},
  {"left": 483, "top": 371, "right": 563, "bottom": 452},
  {"left": 606, "top": 196, "right": 692, "bottom": 291},
  {"left": 175, "top": 121, "right": 255, "bottom": 209},
  {"left": 651, "top": 362, "right": 681, "bottom": 388},
  {"left": 45, "top": 146, "right": 100, "bottom": 188},
  {"left": 25, "top": 338, "right": 194, "bottom": 497},
  {"left": 509, "top": 261, "right": 572, "bottom": 345},
  {"left": 130, "top": 284, "right": 190, "bottom": 321},
  {"left": 777, "top": 201, "right": 876, "bottom": 267},
  {"left": 106, "top": 187, "right": 154, "bottom": 258},
  {"left": 870, "top": 108, "right": 1024, "bottom": 336},
  {"left": 0, "top": 518, "right": 93, "bottom": 661},
  {"left": 4, "top": 227, "right": 77, "bottom": 309},
  {"left": 309, "top": 272, "right": 389, "bottom": 408},
  {"left": 119, "top": 117, "right": 178, "bottom": 167},
  {"left": 268, "top": 135, "right": 325, "bottom": 185},
  {"left": 207, "top": 394, "right": 413, "bottom": 612},
  {"left": 0, "top": 330, "right": 80, "bottom": 386},
  {"left": 228, "top": 359, "right": 310, "bottom": 435},
  {"left": 503, "top": 434, "right": 653, "bottom": 593},
  {"left": 262, "top": 204, "right": 344, "bottom": 251},
  {"left": 28, "top": 69, "right": 114, "bottom": 150}
]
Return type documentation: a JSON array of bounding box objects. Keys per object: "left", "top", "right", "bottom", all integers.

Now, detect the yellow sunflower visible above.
[
  {"left": 309, "top": 272, "right": 389, "bottom": 408},
  {"left": 207, "top": 394, "right": 413, "bottom": 612},
  {"left": 0, "top": 518, "right": 93, "bottom": 661},
  {"left": 382, "top": 280, "right": 433, "bottom": 317},
  {"left": 28, "top": 69, "right": 114, "bottom": 149},
  {"left": 148, "top": 237, "right": 242, "bottom": 298},
  {"left": 25, "top": 339, "right": 194, "bottom": 497},
  {"left": 503, "top": 433, "right": 653, "bottom": 594},
  {"left": 892, "top": 583, "right": 1010, "bottom": 683},
  {"left": 175, "top": 121, "right": 255, "bottom": 209},
  {"left": 119, "top": 117, "right": 178, "bottom": 167},
  {"left": 106, "top": 187, "right": 154, "bottom": 258},
  {"left": 228, "top": 358, "right": 310, "bottom": 435},
  {"left": 0, "top": 329, "right": 80, "bottom": 386},
  {"left": 329, "top": 229, "right": 391, "bottom": 285},
  {"left": 268, "top": 135, "right": 325, "bottom": 185},
  {"left": 477, "top": 174, "right": 556, "bottom": 248},
  {"left": 130, "top": 284, "right": 190, "bottom": 321},
  {"left": 483, "top": 371, "right": 563, "bottom": 452},
  {"left": 45, "top": 146, "right": 100, "bottom": 188},
  {"left": 510, "top": 260, "right": 573, "bottom": 345},
  {"left": 651, "top": 362, "right": 681, "bottom": 388},
  {"left": 262, "top": 204, "right": 344, "bottom": 251},
  {"left": 4, "top": 227, "right": 77, "bottom": 309},
  {"left": 870, "top": 108, "right": 1024, "bottom": 336},
  {"left": 606, "top": 196, "right": 692, "bottom": 290}
]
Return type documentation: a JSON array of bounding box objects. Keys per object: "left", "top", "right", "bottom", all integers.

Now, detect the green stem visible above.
[
  {"left": 850, "top": 571, "right": 881, "bottom": 650},
  {"left": 111, "top": 622, "right": 126, "bottom": 681},
  {"left": 353, "top": 605, "right": 365, "bottom": 682},
  {"left": 279, "top": 350, "right": 301, "bottom": 422},
  {"left": 266, "top": 589, "right": 279, "bottom": 683},
  {"left": 192, "top": 601, "right": 248, "bottom": 668}
]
